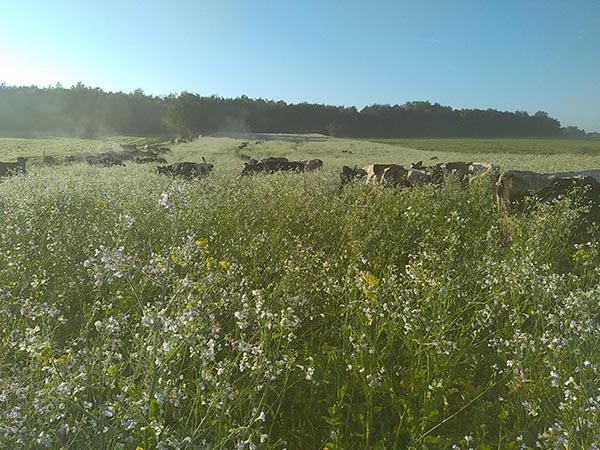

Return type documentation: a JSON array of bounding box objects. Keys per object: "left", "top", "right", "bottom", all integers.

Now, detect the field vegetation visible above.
[
  {"left": 369, "top": 138, "right": 600, "bottom": 157},
  {"left": 1, "top": 136, "right": 600, "bottom": 449}
]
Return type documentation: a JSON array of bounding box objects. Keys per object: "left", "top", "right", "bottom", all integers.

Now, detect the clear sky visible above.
[{"left": 1, "top": 0, "right": 599, "bottom": 132}]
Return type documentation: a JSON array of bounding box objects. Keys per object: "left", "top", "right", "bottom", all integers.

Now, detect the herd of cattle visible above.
[{"left": 2, "top": 148, "right": 600, "bottom": 219}]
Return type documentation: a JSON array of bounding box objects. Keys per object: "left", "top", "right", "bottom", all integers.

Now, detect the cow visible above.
[
  {"left": 404, "top": 168, "right": 432, "bottom": 187},
  {"left": 301, "top": 159, "right": 323, "bottom": 172},
  {"left": 438, "top": 161, "right": 473, "bottom": 184},
  {"left": 468, "top": 162, "right": 500, "bottom": 187},
  {"left": 0, "top": 157, "right": 27, "bottom": 177},
  {"left": 340, "top": 165, "right": 368, "bottom": 185},
  {"left": 364, "top": 164, "right": 410, "bottom": 187},
  {"left": 495, "top": 170, "right": 600, "bottom": 215},
  {"left": 85, "top": 153, "right": 125, "bottom": 167},
  {"left": 42, "top": 151, "right": 57, "bottom": 166},
  {"left": 156, "top": 159, "right": 214, "bottom": 179},
  {"left": 240, "top": 154, "right": 258, "bottom": 164},
  {"left": 241, "top": 159, "right": 305, "bottom": 175},
  {"left": 469, "top": 162, "right": 498, "bottom": 177},
  {"left": 135, "top": 156, "right": 167, "bottom": 164},
  {"left": 63, "top": 155, "right": 76, "bottom": 165},
  {"left": 340, "top": 164, "right": 409, "bottom": 187}
]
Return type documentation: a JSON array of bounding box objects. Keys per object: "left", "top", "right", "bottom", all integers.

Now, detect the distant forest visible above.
[{"left": 0, "top": 83, "right": 592, "bottom": 138}]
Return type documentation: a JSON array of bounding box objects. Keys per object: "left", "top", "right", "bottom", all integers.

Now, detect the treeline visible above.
[{"left": 0, "top": 83, "right": 591, "bottom": 138}]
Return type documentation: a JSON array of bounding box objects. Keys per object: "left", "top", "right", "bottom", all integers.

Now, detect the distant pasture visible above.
[{"left": 1, "top": 135, "right": 600, "bottom": 175}]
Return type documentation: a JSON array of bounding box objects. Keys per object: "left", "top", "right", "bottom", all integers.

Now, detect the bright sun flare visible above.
[{"left": 1, "top": 59, "right": 69, "bottom": 87}]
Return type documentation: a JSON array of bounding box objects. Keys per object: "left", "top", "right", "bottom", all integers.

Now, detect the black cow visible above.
[
  {"left": 135, "top": 156, "right": 167, "bottom": 164},
  {"left": 0, "top": 157, "right": 27, "bottom": 177},
  {"left": 85, "top": 153, "right": 125, "bottom": 167},
  {"left": 241, "top": 158, "right": 304, "bottom": 175},
  {"left": 42, "top": 151, "right": 57, "bottom": 166},
  {"left": 340, "top": 165, "right": 368, "bottom": 185},
  {"left": 156, "top": 160, "right": 214, "bottom": 179}
]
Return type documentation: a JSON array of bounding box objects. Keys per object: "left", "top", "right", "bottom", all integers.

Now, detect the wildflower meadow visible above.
[{"left": 1, "top": 137, "right": 600, "bottom": 449}]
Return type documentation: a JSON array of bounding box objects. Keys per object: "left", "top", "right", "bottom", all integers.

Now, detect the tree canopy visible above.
[{"left": 0, "top": 83, "right": 586, "bottom": 138}]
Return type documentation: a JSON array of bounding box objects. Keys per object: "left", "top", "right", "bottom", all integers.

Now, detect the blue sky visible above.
[{"left": 1, "top": 0, "right": 599, "bottom": 131}]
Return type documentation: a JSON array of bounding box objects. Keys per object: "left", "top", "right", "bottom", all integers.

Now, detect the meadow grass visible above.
[
  {"left": 369, "top": 138, "right": 600, "bottom": 158},
  {"left": 1, "top": 137, "right": 600, "bottom": 449}
]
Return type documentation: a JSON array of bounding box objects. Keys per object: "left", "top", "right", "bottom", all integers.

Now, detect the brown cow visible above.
[
  {"left": 496, "top": 170, "right": 600, "bottom": 214},
  {"left": 340, "top": 164, "right": 409, "bottom": 187}
]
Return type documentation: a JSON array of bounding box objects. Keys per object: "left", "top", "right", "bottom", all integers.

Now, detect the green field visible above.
[
  {"left": 370, "top": 137, "right": 600, "bottom": 157},
  {"left": 1, "top": 136, "right": 600, "bottom": 449}
]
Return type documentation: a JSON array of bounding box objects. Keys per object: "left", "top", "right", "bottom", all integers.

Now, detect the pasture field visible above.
[
  {"left": 1, "top": 136, "right": 600, "bottom": 449},
  {"left": 370, "top": 138, "right": 600, "bottom": 157}
]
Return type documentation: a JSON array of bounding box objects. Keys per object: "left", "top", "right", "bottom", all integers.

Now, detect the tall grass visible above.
[
  {"left": 370, "top": 138, "right": 600, "bottom": 157},
  {"left": 1, "top": 148, "right": 600, "bottom": 449}
]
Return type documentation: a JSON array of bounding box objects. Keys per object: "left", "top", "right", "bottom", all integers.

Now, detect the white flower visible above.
[{"left": 158, "top": 192, "right": 171, "bottom": 209}]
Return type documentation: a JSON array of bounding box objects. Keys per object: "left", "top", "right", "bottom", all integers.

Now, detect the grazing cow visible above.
[
  {"left": 156, "top": 160, "right": 214, "bottom": 179},
  {"left": 495, "top": 170, "right": 600, "bottom": 214},
  {"left": 42, "top": 151, "right": 57, "bottom": 166},
  {"left": 439, "top": 161, "right": 473, "bottom": 183},
  {"left": 240, "top": 154, "right": 258, "bottom": 164},
  {"left": 301, "top": 159, "right": 323, "bottom": 172},
  {"left": 496, "top": 170, "right": 553, "bottom": 213},
  {"left": 408, "top": 161, "right": 444, "bottom": 186},
  {"left": 404, "top": 168, "right": 432, "bottom": 187},
  {"left": 469, "top": 162, "right": 498, "bottom": 177},
  {"left": 63, "top": 155, "right": 76, "bottom": 165},
  {"left": 85, "top": 153, "right": 124, "bottom": 167},
  {"left": 340, "top": 165, "right": 368, "bottom": 185},
  {"left": 0, "top": 157, "right": 27, "bottom": 177},
  {"left": 364, "top": 164, "right": 409, "bottom": 186},
  {"left": 241, "top": 158, "right": 304, "bottom": 175},
  {"left": 468, "top": 162, "right": 500, "bottom": 187},
  {"left": 340, "top": 164, "right": 409, "bottom": 187}
]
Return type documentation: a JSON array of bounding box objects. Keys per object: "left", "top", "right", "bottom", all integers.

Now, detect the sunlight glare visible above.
[{"left": 1, "top": 59, "right": 70, "bottom": 87}]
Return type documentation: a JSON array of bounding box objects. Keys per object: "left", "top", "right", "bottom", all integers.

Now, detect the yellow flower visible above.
[
  {"left": 38, "top": 347, "right": 54, "bottom": 366},
  {"left": 360, "top": 271, "right": 378, "bottom": 289},
  {"left": 573, "top": 248, "right": 589, "bottom": 263}
]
